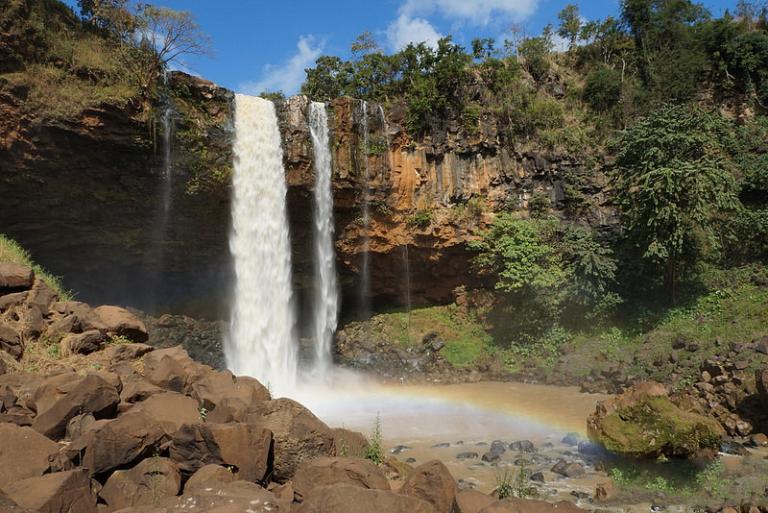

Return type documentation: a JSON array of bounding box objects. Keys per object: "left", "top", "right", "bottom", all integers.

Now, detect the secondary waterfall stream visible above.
[
  {"left": 226, "top": 94, "right": 297, "bottom": 394},
  {"left": 358, "top": 100, "right": 371, "bottom": 318},
  {"left": 308, "top": 102, "right": 338, "bottom": 375}
]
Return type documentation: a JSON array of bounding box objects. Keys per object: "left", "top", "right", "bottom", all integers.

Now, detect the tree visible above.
[
  {"left": 302, "top": 56, "right": 353, "bottom": 101},
  {"left": 517, "top": 26, "right": 554, "bottom": 81},
  {"left": 557, "top": 4, "right": 582, "bottom": 51},
  {"left": 613, "top": 104, "right": 740, "bottom": 303}
]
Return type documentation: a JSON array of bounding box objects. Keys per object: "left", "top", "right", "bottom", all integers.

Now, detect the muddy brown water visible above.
[{"left": 294, "top": 380, "right": 611, "bottom": 499}]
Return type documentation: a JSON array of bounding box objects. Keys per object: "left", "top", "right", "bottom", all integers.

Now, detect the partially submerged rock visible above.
[{"left": 587, "top": 381, "right": 725, "bottom": 459}]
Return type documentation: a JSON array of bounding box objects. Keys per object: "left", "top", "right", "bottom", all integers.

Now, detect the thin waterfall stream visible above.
[
  {"left": 308, "top": 102, "right": 338, "bottom": 376},
  {"left": 358, "top": 100, "right": 371, "bottom": 319},
  {"left": 226, "top": 94, "right": 297, "bottom": 394}
]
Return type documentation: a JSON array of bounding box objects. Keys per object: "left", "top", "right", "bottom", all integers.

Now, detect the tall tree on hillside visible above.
[
  {"left": 558, "top": 4, "right": 582, "bottom": 51},
  {"left": 613, "top": 104, "right": 740, "bottom": 303}
]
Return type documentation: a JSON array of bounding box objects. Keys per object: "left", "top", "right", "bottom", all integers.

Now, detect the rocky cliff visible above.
[{"left": 0, "top": 71, "right": 615, "bottom": 323}]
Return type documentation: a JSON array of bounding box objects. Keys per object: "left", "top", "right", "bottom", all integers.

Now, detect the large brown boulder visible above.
[
  {"left": 478, "top": 498, "right": 586, "bottom": 513},
  {"left": 103, "top": 343, "right": 154, "bottom": 362},
  {"left": 31, "top": 372, "right": 81, "bottom": 416},
  {"left": 756, "top": 367, "right": 768, "bottom": 397},
  {"left": 456, "top": 490, "right": 495, "bottom": 513},
  {"left": 32, "top": 374, "right": 120, "bottom": 440},
  {"left": 68, "top": 411, "right": 168, "bottom": 476},
  {"left": 169, "top": 423, "right": 225, "bottom": 475},
  {"left": 130, "top": 392, "right": 201, "bottom": 434},
  {"left": 0, "top": 423, "right": 59, "bottom": 488},
  {"left": 183, "top": 464, "right": 237, "bottom": 494},
  {"left": 94, "top": 306, "right": 148, "bottom": 343},
  {"left": 400, "top": 460, "right": 458, "bottom": 513},
  {"left": 142, "top": 346, "right": 209, "bottom": 393},
  {"left": 3, "top": 469, "right": 98, "bottom": 513},
  {"left": 100, "top": 457, "right": 181, "bottom": 511},
  {"left": 60, "top": 330, "right": 107, "bottom": 356},
  {"left": 248, "top": 398, "right": 335, "bottom": 482},
  {"left": 331, "top": 428, "right": 368, "bottom": 458},
  {"left": 0, "top": 263, "right": 34, "bottom": 290},
  {"left": 119, "top": 372, "right": 164, "bottom": 404},
  {"left": 190, "top": 370, "right": 270, "bottom": 415},
  {"left": 293, "top": 457, "right": 390, "bottom": 502},
  {"left": 50, "top": 301, "right": 107, "bottom": 333},
  {"left": 587, "top": 381, "right": 725, "bottom": 459},
  {"left": 295, "top": 484, "right": 435, "bottom": 513},
  {"left": 0, "top": 492, "right": 39, "bottom": 512},
  {"left": 0, "top": 291, "right": 27, "bottom": 313},
  {"left": 0, "top": 324, "right": 22, "bottom": 359}
]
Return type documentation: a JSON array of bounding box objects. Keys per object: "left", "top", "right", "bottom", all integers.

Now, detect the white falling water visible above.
[
  {"left": 359, "top": 100, "right": 371, "bottom": 317},
  {"left": 308, "top": 102, "right": 338, "bottom": 375},
  {"left": 226, "top": 94, "right": 297, "bottom": 394}
]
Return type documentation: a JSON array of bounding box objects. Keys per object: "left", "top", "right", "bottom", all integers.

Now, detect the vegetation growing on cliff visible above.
[{"left": 0, "top": 234, "right": 71, "bottom": 299}]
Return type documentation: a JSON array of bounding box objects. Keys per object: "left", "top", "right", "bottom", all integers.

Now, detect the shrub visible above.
[
  {"left": 583, "top": 66, "right": 622, "bottom": 113},
  {"left": 407, "top": 210, "right": 433, "bottom": 229},
  {"left": 364, "top": 414, "right": 384, "bottom": 465}
]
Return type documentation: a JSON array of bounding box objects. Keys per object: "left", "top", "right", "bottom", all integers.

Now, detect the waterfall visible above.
[
  {"left": 308, "top": 102, "right": 338, "bottom": 375},
  {"left": 359, "top": 100, "right": 371, "bottom": 318},
  {"left": 226, "top": 94, "right": 297, "bottom": 394}
]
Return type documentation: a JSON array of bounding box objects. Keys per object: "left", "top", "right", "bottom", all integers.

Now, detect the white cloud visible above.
[
  {"left": 240, "top": 35, "right": 324, "bottom": 95},
  {"left": 401, "top": 0, "right": 539, "bottom": 25},
  {"left": 387, "top": 13, "right": 443, "bottom": 50}
]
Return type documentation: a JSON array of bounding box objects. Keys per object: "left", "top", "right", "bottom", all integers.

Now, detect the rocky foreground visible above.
[{"left": 0, "top": 265, "right": 598, "bottom": 512}]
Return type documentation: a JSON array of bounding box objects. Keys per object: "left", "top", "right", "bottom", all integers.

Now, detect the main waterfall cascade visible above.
[
  {"left": 308, "top": 102, "right": 339, "bottom": 375},
  {"left": 226, "top": 94, "right": 298, "bottom": 394}
]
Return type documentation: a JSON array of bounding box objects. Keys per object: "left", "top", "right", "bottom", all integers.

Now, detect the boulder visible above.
[
  {"left": 142, "top": 346, "right": 204, "bottom": 393},
  {"left": 331, "top": 428, "right": 368, "bottom": 458},
  {"left": 509, "top": 440, "right": 536, "bottom": 453},
  {"left": 169, "top": 423, "right": 225, "bottom": 475},
  {"left": 756, "top": 367, "right": 768, "bottom": 397},
  {"left": 103, "top": 343, "right": 153, "bottom": 362},
  {"left": 400, "top": 460, "right": 458, "bottom": 513},
  {"left": 69, "top": 412, "right": 167, "bottom": 476},
  {"left": 478, "top": 498, "right": 587, "bottom": 513},
  {"left": 21, "top": 305, "right": 44, "bottom": 339},
  {"left": 0, "top": 492, "right": 38, "bottom": 512},
  {"left": 94, "top": 306, "right": 148, "bottom": 342},
  {"left": 0, "top": 423, "right": 59, "bottom": 488},
  {"left": 60, "top": 330, "right": 106, "bottom": 356},
  {"left": 66, "top": 413, "right": 96, "bottom": 440},
  {"left": 183, "top": 464, "right": 237, "bottom": 494},
  {"left": 0, "top": 324, "right": 22, "bottom": 359},
  {"left": 46, "top": 316, "right": 77, "bottom": 338},
  {"left": 51, "top": 301, "right": 107, "bottom": 333},
  {"left": 3, "top": 469, "right": 98, "bottom": 513},
  {"left": 293, "top": 457, "right": 390, "bottom": 502},
  {"left": 0, "top": 291, "right": 27, "bottom": 312},
  {"left": 481, "top": 440, "right": 507, "bottom": 462},
  {"left": 456, "top": 490, "right": 495, "bottom": 513},
  {"left": 32, "top": 374, "right": 120, "bottom": 440},
  {"left": 130, "top": 392, "right": 200, "bottom": 434},
  {"left": 190, "top": 370, "right": 270, "bottom": 413},
  {"left": 295, "top": 484, "right": 435, "bottom": 513},
  {"left": 119, "top": 372, "right": 164, "bottom": 403},
  {"left": 31, "top": 372, "right": 82, "bottom": 415},
  {"left": 0, "top": 263, "right": 33, "bottom": 290},
  {"left": 27, "top": 279, "right": 58, "bottom": 312},
  {"left": 100, "top": 457, "right": 181, "bottom": 511},
  {"left": 551, "top": 460, "right": 585, "bottom": 478},
  {"left": 587, "top": 381, "right": 725, "bottom": 459},
  {"left": 248, "top": 398, "right": 335, "bottom": 482},
  {"left": 208, "top": 423, "right": 273, "bottom": 484}
]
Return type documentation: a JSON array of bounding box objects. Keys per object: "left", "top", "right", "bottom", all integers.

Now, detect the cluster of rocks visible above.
[
  {"left": 677, "top": 342, "right": 768, "bottom": 442},
  {"left": 0, "top": 263, "right": 148, "bottom": 366}
]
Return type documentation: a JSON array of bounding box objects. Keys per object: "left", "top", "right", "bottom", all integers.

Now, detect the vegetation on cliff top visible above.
[{"left": 0, "top": 234, "right": 71, "bottom": 300}]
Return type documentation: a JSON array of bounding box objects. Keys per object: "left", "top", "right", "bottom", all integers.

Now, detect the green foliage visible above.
[
  {"left": 364, "top": 414, "right": 384, "bottom": 465},
  {"left": 517, "top": 28, "right": 554, "bottom": 81},
  {"left": 613, "top": 104, "right": 740, "bottom": 301},
  {"left": 0, "top": 234, "right": 72, "bottom": 299},
  {"left": 558, "top": 4, "right": 582, "bottom": 50},
  {"left": 583, "top": 66, "right": 623, "bottom": 114},
  {"left": 407, "top": 210, "right": 433, "bottom": 229}
]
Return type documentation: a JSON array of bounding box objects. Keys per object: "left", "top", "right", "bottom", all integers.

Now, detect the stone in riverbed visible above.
[
  {"left": 481, "top": 440, "right": 507, "bottom": 462},
  {"left": 551, "top": 459, "right": 585, "bottom": 478},
  {"left": 457, "top": 451, "right": 479, "bottom": 460},
  {"left": 509, "top": 440, "right": 536, "bottom": 453}
]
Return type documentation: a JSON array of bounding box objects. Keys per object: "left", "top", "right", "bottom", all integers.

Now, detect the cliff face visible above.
[{"left": 0, "top": 71, "right": 615, "bottom": 322}]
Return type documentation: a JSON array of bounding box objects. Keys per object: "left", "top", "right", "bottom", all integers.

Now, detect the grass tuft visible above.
[{"left": 0, "top": 234, "right": 72, "bottom": 299}]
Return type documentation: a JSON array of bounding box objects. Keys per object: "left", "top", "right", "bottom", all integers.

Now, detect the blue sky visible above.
[{"left": 65, "top": 0, "right": 739, "bottom": 94}]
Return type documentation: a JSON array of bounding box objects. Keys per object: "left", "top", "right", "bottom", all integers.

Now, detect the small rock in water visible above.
[
  {"left": 475, "top": 441, "right": 488, "bottom": 446},
  {"left": 577, "top": 441, "right": 605, "bottom": 457},
  {"left": 509, "top": 440, "right": 536, "bottom": 453},
  {"left": 720, "top": 441, "right": 749, "bottom": 456},
  {"left": 431, "top": 442, "right": 450, "bottom": 448},
  {"left": 457, "top": 478, "right": 477, "bottom": 490},
  {"left": 551, "top": 459, "right": 585, "bottom": 478},
  {"left": 390, "top": 445, "right": 411, "bottom": 454},
  {"left": 456, "top": 452, "right": 478, "bottom": 460},
  {"left": 530, "top": 472, "right": 545, "bottom": 482},
  {"left": 514, "top": 458, "right": 532, "bottom": 466},
  {"left": 455, "top": 440, "right": 464, "bottom": 445},
  {"left": 405, "top": 457, "right": 416, "bottom": 464},
  {"left": 561, "top": 433, "right": 582, "bottom": 446},
  {"left": 570, "top": 490, "right": 590, "bottom": 500},
  {"left": 481, "top": 440, "right": 507, "bottom": 462}
]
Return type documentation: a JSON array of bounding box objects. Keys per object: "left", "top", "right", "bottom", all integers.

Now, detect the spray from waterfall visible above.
[
  {"left": 308, "top": 102, "right": 338, "bottom": 375},
  {"left": 358, "top": 100, "right": 372, "bottom": 319},
  {"left": 226, "top": 94, "right": 297, "bottom": 394}
]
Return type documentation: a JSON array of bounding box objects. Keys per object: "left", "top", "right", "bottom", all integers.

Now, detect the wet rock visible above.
[
  {"left": 509, "top": 440, "right": 536, "bottom": 453},
  {"left": 400, "top": 460, "right": 458, "bottom": 513},
  {"left": 530, "top": 472, "right": 545, "bottom": 482},
  {"left": 594, "top": 481, "right": 616, "bottom": 501},
  {"left": 561, "top": 433, "right": 582, "bottom": 446},
  {"left": 4, "top": 469, "right": 97, "bottom": 513},
  {"left": 390, "top": 444, "right": 411, "bottom": 454},
  {"left": 432, "top": 442, "right": 451, "bottom": 448},
  {"left": 100, "top": 457, "right": 181, "bottom": 510},
  {"left": 457, "top": 451, "right": 479, "bottom": 460},
  {"left": 551, "top": 459, "right": 585, "bottom": 478},
  {"left": 295, "top": 484, "right": 435, "bottom": 513},
  {"left": 293, "top": 457, "right": 390, "bottom": 502},
  {"left": 481, "top": 440, "right": 507, "bottom": 462},
  {"left": 570, "top": 490, "right": 590, "bottom": 500},
  {"left": 720, "top": 440, "right": 749, "bottom": 455}
]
